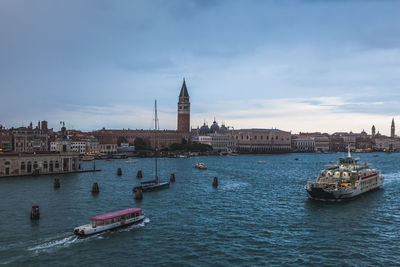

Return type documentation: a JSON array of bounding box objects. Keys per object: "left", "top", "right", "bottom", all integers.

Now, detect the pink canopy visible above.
[{"left": 89, "top": 208, "right": 142, "bottom": 221}]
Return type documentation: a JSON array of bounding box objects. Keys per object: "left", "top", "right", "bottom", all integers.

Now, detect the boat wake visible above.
[
  {"left": 221, "top": 181, "right": 249, "bottom": 191},
  {"left": 117, "top": 217, "right": 150, "bottom": 233},
  {"left": 382, "top": 172, "right": 400, "bottom": 185},
  {"left": 27, "top": 235, "right": 80, "bottom": 253}
]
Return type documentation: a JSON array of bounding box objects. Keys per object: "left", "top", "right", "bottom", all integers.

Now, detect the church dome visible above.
[
  {"left": 210, "top": 120, "right": 220, "bottom": 133},
  {"left": 199, "top": 123, "right": 210, "bottom": 135},
  {"left": 220, "top": 124, "right": 228, "bottom": 131}
]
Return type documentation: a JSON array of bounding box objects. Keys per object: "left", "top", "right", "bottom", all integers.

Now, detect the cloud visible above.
[
  {"left": 0, "top": 0, "right": 399, "bottom": 135},
  {"left": 192, "top": 96, "right": 398, "bottom": 135}
]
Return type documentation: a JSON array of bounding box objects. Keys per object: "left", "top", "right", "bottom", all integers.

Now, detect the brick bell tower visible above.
[{"left": 177, "top": 78, "right": 190, "bottom": 132}]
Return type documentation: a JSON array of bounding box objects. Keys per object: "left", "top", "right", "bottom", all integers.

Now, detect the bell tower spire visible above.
[
  {"left": 177, "top": 78, "right": 190, "bottom": 132},
  {"left": 391, "top": 118, "right": 395, "bottom": 138}
]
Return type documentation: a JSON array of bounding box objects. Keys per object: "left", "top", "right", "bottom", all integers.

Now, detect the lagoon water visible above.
[{"left": 1, "top": 153, "right": 400, "bottom": 266}]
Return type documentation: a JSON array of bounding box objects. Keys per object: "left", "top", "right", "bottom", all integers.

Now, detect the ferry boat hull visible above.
[{"left": 306, "top": 175, "right": 384, "bottom": 202}]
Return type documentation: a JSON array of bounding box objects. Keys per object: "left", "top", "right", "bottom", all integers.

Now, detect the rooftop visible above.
[
  {"left": 238, "top": 128, "right": 287, "bottom": 133},
  {"left": 89, "top": 208, "right": 142, "bottom": 221}
]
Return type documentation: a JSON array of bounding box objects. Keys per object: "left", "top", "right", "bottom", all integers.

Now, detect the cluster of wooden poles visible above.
[{"left": 30, "top": 168, "right": 219, "bottom": 220}]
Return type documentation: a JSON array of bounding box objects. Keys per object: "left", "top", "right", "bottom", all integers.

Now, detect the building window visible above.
[
  {"left": 43, "top": 161, "right": 48, "bottom": 169},
  {"left": 27, "top": 162, "right": 32, "bottom": 172},
  {"left": 21, "top": 162, "right": 25, "bottom": 170},
  {"left": 33, "top": 161, "right": 38, "bottom": 169},
  {"left": 55, "top": 161, "right": 59, "bottom": 168},
  {"left": 255, "top": 136, "right": 257, "bottom": 140}
]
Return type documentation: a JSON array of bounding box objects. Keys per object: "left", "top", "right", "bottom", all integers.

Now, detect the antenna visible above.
[
  {"left": 154, "top": 99, "right": 159, "bottom": 131},
  {"left": 154, "top": 99, "right": 159, "bottom": 181}
]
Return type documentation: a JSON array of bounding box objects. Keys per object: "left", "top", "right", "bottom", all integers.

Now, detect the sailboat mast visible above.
[{"left": 154, "top": 99, "right": 159, "bottom": 181}]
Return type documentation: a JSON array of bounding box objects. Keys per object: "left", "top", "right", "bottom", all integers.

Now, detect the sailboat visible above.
[{"left": 133, "top": 100, "right": 170, "bottom": 192}]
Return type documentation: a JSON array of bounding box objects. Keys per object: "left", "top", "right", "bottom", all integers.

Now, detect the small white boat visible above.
[
  {"left": 257, "top": 161, "right": 268, "bottom": 164},
  {"left": 125, "top": 159, "right": 137, "bottom": 163},
  {"left": 74, "top": 208, "right": 145, "bottom": 237},
  {"left": 81, "top": 155, "right": 95, "bottom": 161},
  {"left": 195, "top": 163, "right": 207, "bottom": 170}
]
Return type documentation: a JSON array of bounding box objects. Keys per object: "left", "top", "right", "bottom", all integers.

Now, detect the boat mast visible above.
[{"left": 154, "top": 99, "right": 159, "bottom": 182}]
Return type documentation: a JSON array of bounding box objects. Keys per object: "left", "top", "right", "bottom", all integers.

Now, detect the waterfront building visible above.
[
  {"left": 354, "top": 130, "right": 374, "bottom": 151},
  {"left": 231, "top": 129, "right": 291, "bottom": 153},
  {"left": 0, "top": 125, "right": 79, "bottom": 177},
  {"left": 0, "top": 151, "right": 80, "bottom": 177},
  {"left": 177, "top": 78, "right": 190, "bottom": 133},
  {"left": 291, "top": 137, "right": 315, "bottom": 152},
  {"left": 71, "top": 141, "right": 87, "bottom": 154},
  {"left": 374, "top": 135, "right": 400, "bottom": 152},
  {"left": 296, "top": 132, "right": 330, "bottom": 152},
  {"left": 12, "top": 121, "right": 51, "bottom": 152},
  {"left": 93, "top": 129, "right": 189, "bottom": 151},
  {"left": 330, "top": 132, "right": 356, "bottom": 152},
  {"left": 0, "top": 126, "right": 12, "bottom": 152},
  {"left": 84, "top": 137, "right": 100, "bottom": 154},
  {"left": 195, "top": 133, "right": 236, "bottom": 153},
  {"left": 99, "top": 143, "right": 118, "bottom": 154}
]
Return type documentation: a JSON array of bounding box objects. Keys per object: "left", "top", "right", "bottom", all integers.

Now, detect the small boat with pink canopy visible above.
[{"left": 74, "top": 208, "right": 145, "bottom": 237}]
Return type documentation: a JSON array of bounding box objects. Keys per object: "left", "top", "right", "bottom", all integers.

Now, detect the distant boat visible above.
[
  {"left": 195, "top": 163, "right": 207, "bottom": 170},
  {"left": 81, "top": 155, "right": 94, "bottom": 161},
  {"left": 133, "top": 100, "right": 170, "bottom": 193},
  {"left": 125, "top": 159, "right": 137, "bottom": 163},
  {"left": 74, "top": 208, "right": 145, "bottom": 237},
  {"left": 257, "top": 161, "right": 268, "bottom": 164}
]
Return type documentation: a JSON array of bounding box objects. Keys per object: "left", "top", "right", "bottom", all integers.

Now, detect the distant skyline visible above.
[{"left": 1, "top": 0, "right": 399, "bottom": 135}]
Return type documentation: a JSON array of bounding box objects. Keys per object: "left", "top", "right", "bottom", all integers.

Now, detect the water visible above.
[{"left": 1, "top": 153, "right": 399, "bottom": 266}]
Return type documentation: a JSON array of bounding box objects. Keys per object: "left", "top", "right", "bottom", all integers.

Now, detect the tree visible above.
[
  {"left": 134, "top": 137, "right": 148, "bottom": 150},
  {"left": 117, "top": 136, "right": 128, "bottom": 146}
]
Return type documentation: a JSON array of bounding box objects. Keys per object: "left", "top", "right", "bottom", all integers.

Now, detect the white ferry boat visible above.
[
  {"left": 305, "top": 149, "right": 384, "bottom": 201},
  {"left": 74, "top": 208, "right": 145, "bottom": 236}
]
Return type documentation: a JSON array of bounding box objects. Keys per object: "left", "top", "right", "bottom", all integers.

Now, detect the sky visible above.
[{"left": 0, "top": 0, "right": 399, "bottom": 135}]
